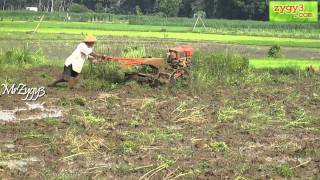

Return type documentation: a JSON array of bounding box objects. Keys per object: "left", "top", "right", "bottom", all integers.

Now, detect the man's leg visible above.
[
  {"left": 68, "top": 75, "right": 80, "bottom": 89},
  {"left": 48, "top": 78, "right": 67, "bottom": 87}
]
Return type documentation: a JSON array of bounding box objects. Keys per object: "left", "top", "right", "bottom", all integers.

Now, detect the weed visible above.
[
  {"left": 194, "top": 160, "right": 210, "bottom": 174},
  {"left": 117, "top": 141, "right": 140, "bottom": 155},
  {"left": 74, "top": 111, "right": 105, "bottom": 128},
  {"left": 23, "top": 130, "right": 52, "bottom": 144},
  {"left": 268, "top": 45, "right": 282, "bottom": 58},
  {"left": 208, "top": 141, "right": 229, "bottom": 152},
  {"left": 268, "top": 101, "right": 286, "bottom": 121},
  {"left": 73, "top": 97, "right": 86, "bottom": 106},
  {"left": 157, "top": 155, "right": 176, "bottom": 167},
  {"left": 111, "top": 163, "right": 131, "bottom": 174},
  {"left": 285, "top": 108, "right": 313, "bottom": 129},
  {"left": 57, "top": 97, "right": 86, "bottom": 107},
  {"left": 141, "top": 98, "right": 156, "bottom": 109},
  {"left": 128, "top": 117, "right": 144, "bottom": 128},
  {"left": 277, "top": 163, "right": 294, "bottom": 178},
  {"left": 46, "top": 118, "right": 60, "bottom": 126},
  {"left": 241, "top": 122, "right": 258, "bottom": 133},
  {"left": 119, "top": 128, "right": 183, "bottom": 152},
  {"left": 217, "top": 106, "right": 242, "bottom": 122}
]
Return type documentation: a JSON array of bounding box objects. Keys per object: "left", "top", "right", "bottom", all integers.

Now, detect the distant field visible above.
[
  {"left": 1, "top": 21, "right": 320, "bottom": 48},
  {"left": 250, "top": 58, "right": 320, "bottom": 69},
  {"left": 1, "top": 11, "right": 319, "bottom": 39},
  {"left": 129, "top": 16, "right": 320, "bottom": 39}
]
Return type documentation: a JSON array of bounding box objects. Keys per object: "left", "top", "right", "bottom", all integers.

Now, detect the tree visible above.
[
  {"left": 159, "top": 0, "right": 182, "bottom": 17},
  {"left": 135, "top": 5, "right": 143, "bottom": 15},
  {"left": 69, "top": 2, "right": 91, "bottom": 13},
  {"left": 51, "top": 0, "right": 54, "bottom": 12}
]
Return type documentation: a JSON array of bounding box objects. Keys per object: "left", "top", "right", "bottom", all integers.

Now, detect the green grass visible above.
[
  {"left": 1, "top": 21, "right": 320, "bottom": 48},
  {"left": 250, "top": 58, "right": 320, "bottom": 69},
  {"left": 129, "top": 16, "right": 320, "bottom": 39}
]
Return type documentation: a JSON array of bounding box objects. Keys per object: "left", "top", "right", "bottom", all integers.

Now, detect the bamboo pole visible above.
[{"left": 33, "top": 15, "right": 45, "bottom": 33}]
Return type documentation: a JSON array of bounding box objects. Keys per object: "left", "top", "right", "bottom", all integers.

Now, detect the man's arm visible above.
[
  {"left": 90, "top": 52, "right": 105, "bottom": 59},
  {"left": 89, "top": 52, "right": 108, "bottom": 64}
]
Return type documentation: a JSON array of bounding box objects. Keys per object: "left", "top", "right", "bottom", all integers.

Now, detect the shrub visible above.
[
  {"left": 268, "top": 45, "right": 282, "bottom": 58},
  {"left": 191, "top": 52, "right": 249, "bottom": 90}
]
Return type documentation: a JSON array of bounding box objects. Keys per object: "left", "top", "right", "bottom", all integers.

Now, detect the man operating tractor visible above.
[{"left": 49, "top": 34, "right": 106, "bottom": 89}]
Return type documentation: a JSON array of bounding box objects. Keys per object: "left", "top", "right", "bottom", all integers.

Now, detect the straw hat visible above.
[{"left": 84, "top": 34, "right": 97, "bottom": 42}]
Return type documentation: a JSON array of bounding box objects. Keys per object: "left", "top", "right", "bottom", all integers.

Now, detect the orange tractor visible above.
[{"left": 99, "top": 45, "right": 194, "bottom": 86}]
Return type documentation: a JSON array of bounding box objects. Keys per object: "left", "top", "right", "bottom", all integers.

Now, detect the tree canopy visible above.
[{"left": 1, "top": 0, "right": 318, "bottom": 20}]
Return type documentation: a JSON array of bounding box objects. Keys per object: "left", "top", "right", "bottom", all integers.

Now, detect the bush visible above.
[
  {"left": 268, "top": 45, "right": 282, "bottom": 58},
  {"left": 191, "top": 52, "right": 249, "bottom": 90},
  {"left": 69, "top": 3, "right": 91, "bottom": 13}
]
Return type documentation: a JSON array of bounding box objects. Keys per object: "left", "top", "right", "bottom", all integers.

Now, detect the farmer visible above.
[{"left": 49, "top": 34, "right": 106, "bottom": 89}]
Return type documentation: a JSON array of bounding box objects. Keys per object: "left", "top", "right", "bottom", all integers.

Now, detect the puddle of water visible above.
[
  {"left": 26, "top": 102, "right": 45, "bottom": 110},
  {"left": 0, "top": 156, "right": 40, "bottom": 173},
  {"left": 0, "top": 111, "right": 16, "bottom": 122},
  {"left": 0, "top": 102, "right": 63, "bottom": 122}
]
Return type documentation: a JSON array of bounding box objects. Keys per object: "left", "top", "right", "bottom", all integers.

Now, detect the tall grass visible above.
[
  {"left": 82, "top": 46, "right": 146, "bottom": 89},
  {"left": 121, "top": 46, "right": 146, "bottom": 58},
  {"left": 190, "top": 52, "right": 249, "bottom": 91},
  {"left": 0, "top": 47, "right": 45, "bottom": 67}
]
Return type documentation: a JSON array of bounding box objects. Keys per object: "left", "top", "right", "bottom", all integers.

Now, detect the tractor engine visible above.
[{"left": 167, "top": 45, "right": 194, "bottom": 69}]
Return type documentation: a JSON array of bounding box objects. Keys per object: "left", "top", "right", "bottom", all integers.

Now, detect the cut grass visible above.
[
  {"left": 1, "top": 21, "right": 320, "bottom": 48},
  {"left": 250, "top": 58, "right": 320, "bottom": 69}
]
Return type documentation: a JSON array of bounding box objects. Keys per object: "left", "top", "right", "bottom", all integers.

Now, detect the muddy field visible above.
[
  {"left": 0, "top": 65, "right": 319, "bottom": 179},
  {"left": 2, "top": 36, "right": 320, "bottom": 60}
]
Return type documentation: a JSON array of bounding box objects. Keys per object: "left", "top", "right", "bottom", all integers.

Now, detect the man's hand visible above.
[
  {"left": 91, "top": 59, "right": 99, "bottom": 64},
  {"left": 102, "top": 55, "right": 112, "bottom": 61}
]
